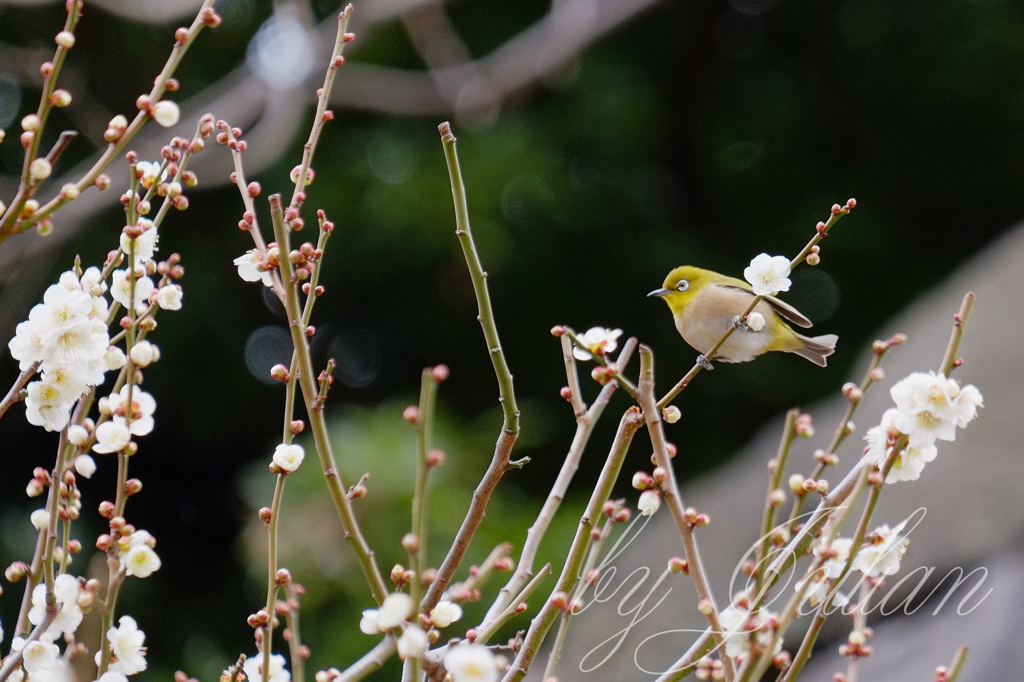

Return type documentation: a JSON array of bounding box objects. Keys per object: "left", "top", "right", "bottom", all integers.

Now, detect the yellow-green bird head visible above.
[{"left": 646, "top": 265, "right": 717, "bottom": 317}]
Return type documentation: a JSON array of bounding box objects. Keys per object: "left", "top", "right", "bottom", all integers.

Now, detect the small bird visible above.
[{"left": 648, "top": 265, "right": 838, "bottom": 367}]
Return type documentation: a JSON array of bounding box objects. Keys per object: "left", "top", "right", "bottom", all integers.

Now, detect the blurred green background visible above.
[{"left": 1, "top": 0, "right": 1023, "bottom": 679}]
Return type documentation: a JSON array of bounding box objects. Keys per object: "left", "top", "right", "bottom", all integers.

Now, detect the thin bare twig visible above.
[
  {"left": 270, "top": 193, "right": 388, "bottom": 605},
  {"left": 421, "top": 123, "right": 521, "bottom": 613}
]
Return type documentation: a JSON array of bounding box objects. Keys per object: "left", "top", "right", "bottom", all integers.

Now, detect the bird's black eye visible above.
[{"left": 676, "top": 279, "right": 689, "bottom": 292}]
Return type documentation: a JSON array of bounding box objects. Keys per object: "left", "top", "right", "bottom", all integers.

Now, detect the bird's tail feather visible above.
[{"left": 788, "top": 333, "right": 838, "bottom": 367}]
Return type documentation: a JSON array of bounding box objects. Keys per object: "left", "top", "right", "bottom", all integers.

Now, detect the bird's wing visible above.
[{"left": 716, "top": 281, "right": 814, "bottom": 328}]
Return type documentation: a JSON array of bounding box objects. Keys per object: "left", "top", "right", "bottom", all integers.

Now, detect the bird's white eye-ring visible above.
[{"left": 675, "top": 279, "right": 689, "bottom": 292}]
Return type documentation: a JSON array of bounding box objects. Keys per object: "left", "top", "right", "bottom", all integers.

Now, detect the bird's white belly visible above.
[{"left": 676, "top": 288, "right": 775, "bottom": 363}]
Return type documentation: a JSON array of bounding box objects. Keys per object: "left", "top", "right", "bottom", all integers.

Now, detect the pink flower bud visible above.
[{"left": 401, "top": 533, "right": 420, "bottom": 553}]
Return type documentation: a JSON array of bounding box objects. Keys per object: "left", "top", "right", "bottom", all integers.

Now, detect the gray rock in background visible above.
[{"left": 547, "top": 224, "right": 1024, "bottom": 680}]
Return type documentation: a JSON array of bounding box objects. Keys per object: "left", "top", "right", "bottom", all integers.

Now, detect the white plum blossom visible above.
[
  {"left": 120, "top": 220, "right": 158, "bottom": 265},
  {"left": 396, "top": 625, "right": 429, "bottom": 661},
  {"left": 862, "top": 408, "right": 899, "bottom": 468},
  {"left": 795, "top": 574, "right": 830, "bottom": 608},
  {"left": 20, "top": 634, "right": 60, "bottom": 676},
  {"left": 358, "top": 610, "right": 382, "bottom": 635},
  {"left": 156, "top": 285, "right": 182, "bottom": 311},
  {"left": 93, "top": 420, "right": 132, "bottom": 454},
  {"left": 9, "top": 278, "right": 111, "bottom": 415},
  {"left": 30, "top": 509, "right": 50, "bottom": 530},
  {"left": 429, "top": 600, "right": 463, "bottom": 629},
  {"left": 885, "top": 442, "right": 937, "bottom": 483},
  {"left": 129, "top": 341, "right": 156, "bottom": 368},
  {"left": 8, "top": 321, "right": 46, "bottom": 371},
  {"left": 80, "top": 266, "right": 107, "bottom": 297},
  {"left": 717, "top": 604, "right": 780, "bottom": 660},
  {"left": 242, "top": 653, "right": 290, "bottom": 682},
  {"left": 106, "top": 385, "right": 157, "bottom": 436},
  {"left": 572, "top": 327, "right": 623, "bottom": 361},
  {"left": 852, "top": 522, "right": 909, "bottom": 578},
  {"left": 151, "top": 100, "right": 180, "bottom": 128},
  {"left": 135, "top": 161, "right": 166, "bottom": 189},
  {"left": 111, "top": 268, "right": 155, "bottom": 312},
  {"left": 955, "top": 384, "right": 984, "bottom": 427},
  {"left": 123, "top": 545, "right": 161, "bottom": 578},
  {"left": 890, "top": 372, "right": 961, "bottom": 445},
  {"left": 378, "top": 592, "right": 414, "bottom": 628},
  {"left": 863, "top": 375, "right": 982, "bottom": 483},
  {"left": 272, "top": 443, "right": 305, "bottom": 473},
  {"left": 102, "top": 616, "right": 147, "bottom": 675},
  {"left": 444, "top": 644, "right": 498, "bottom": 682},
  {"left": 638, "top": 490, "right": 661, "bottom": 516},
  {"left": 816, "top": 537, "right": 853, "bottom": 580},
  {"left": 119, "top": 528, "right": 161, "bottom": 578},
  {"left": 67, "top": 424, "right": 89, "bottom": 446},
  {"left": 28, "top": 574, "right": 83, "bottom": 638},
  {"left": 105, "top": 347, "right": 127, "bottom": 371},
  {"left": 25, "top": 376, "right": 75, "bottom": 432},
  {"left": 234, "top": 250, "right": 274, "bottom": 288},
  {"left": 360, "top": 593, "right": 413, "bottom": 634},
  {"left": 745, "top": 311, "right": 766, "bottom": 332},
  {"left": 743, "top": 254, "right": 792, "bottom": 296},
  {"left": 74, "top": 454, "right": 97, "bottom": 478}
]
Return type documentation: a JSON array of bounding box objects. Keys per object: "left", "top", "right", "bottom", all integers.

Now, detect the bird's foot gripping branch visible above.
[{"left": 0, "top": 9, "right": 984, "bottom": 682}]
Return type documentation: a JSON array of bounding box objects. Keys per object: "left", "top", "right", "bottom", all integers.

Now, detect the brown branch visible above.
[
  {"left": 636, "top": 345, "right": 734, "bottom": 682},
  {"left": 0, "top": 362, "right": 38, "bottom": 421}
]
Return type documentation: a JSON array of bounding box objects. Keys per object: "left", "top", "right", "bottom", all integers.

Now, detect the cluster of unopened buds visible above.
[
  {"left": 815, "top": 198, "right": 857, "bottom": 236},
  {"left": 389, "top": 564, "right": 420, "bottom": 591},
  {"left": 789, "top": 473, "right": 829, "bottom": 496},
  {"left": 601, "top": 498, "right": 632, "bottom": 528},
  {"left": 837, "top": 627, "right": 874, "bottom": 659},
  {"left": 683, "top": 506, "right": 710, "bottom": 529},
  {"left": 650, "top": 441, "right": 677, "bottom": 465},
  {"left": 695, "top": 655, "right": 725, "bottom": 681},
  {"left": 794, "top": 412, "right": 814, "bottom": 438},
  {"left": 217, "top": 121, "right": 248, "bottom": 152},
  {"left": 287, "top": 241, "right": 323, "bottom": 282},
  {"left": 871, "top": 332, "right": 907, "bottom": 356},
  {"left": 805, "top": 244, "right": 822, "bottom": 266},
  {"left": 813, "top": 448, "right": 840, "bottom": 467}
]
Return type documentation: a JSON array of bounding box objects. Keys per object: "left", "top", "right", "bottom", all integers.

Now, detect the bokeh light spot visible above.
[
  {"left": 367, "top": 133, "right": 418, "bottom": 185},
  {"left": 244, "top": 325, "right": 293, "bottom": 384},
  {"left": 0, "top": 72, "right": 22, "bottom": 129},
  {"left": 329, "top": 329, "right": 382, "bottom": 389},
  {"left": 246, "top": 6, "right": 317, "bottom": 90}
]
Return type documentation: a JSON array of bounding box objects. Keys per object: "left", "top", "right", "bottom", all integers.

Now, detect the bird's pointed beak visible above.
[{"left": 648, "top": 288, "right": 672, "bottom": 298}]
